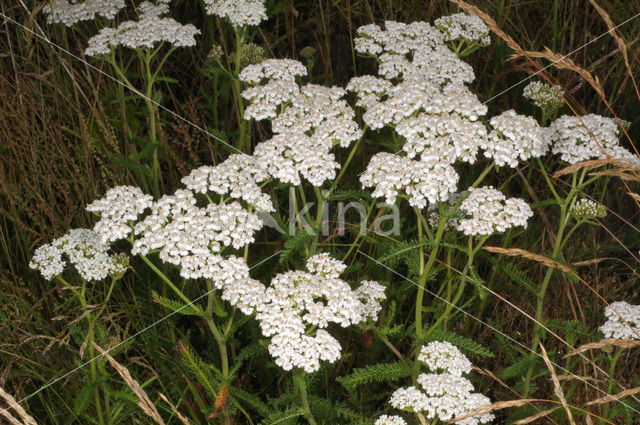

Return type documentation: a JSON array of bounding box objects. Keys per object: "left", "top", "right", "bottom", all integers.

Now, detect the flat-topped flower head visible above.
[
  {"left": 30, "top": 229, "right": 127, "bottom": 281},
  {"left": 87, "top": 186, "right": 153, "bottom": 242},
  {"left": 375, "top": 415, "right": 407, "bottom": 425},
  {"left": 418, "top": 341, "right": 472, "bottom": 376},
  {"left": 434, "top": 13, "right": 491, "bottom": 46},
  {"left": 398, "top": 112, "right": 487, "bottom": 164},
  {"left": 255, "top": 254, "right": 385, "bottom": 372},
  {"left": 269, "top": 84, "right": 362, "bottom": 148},
  {"left": 571, "top": 198, "right": 607, "bottom": 219},
  {"left": 239, "top": 59, "right": 307, "bottom": 84},
  {"left": 203, "top": 0, "right": 267, "bottom": 27},
  {"left": 181, "top": 154, "right": 274, "bottom": 212},
  {"left": 523, "top": 81, "right": 565, "bottom": 111},
  {"left": 385, "top": 341, "right": 494, "bottom": 425},
  {"left": 457, "top": 186, "right": 533, "bottom": 236},
  {"left": 482, "top": 109, "right": 548, "bottom": 167},
  {"left": 354, "top": 21, "right": 443, "bottom": 56},
  {"left": 43, "top": 0, "right": 125, "bottom": 26},
  {"left": 360, "top": 153, "right": 459, "bottom": 209},
  {"left": 252, "top": 133, "right": 340, "bottom": 187},
  {"left": 85, "top": 1, "right": 200, "bottom": 56},
  {"left": 132, "top": 189, "right": 263, "bottom": 278},
  {"left": 548, "top": 114, "right": 639, "bottom": 165},
  {"left": 600, "top": 301, "right": 640, "bottom": 340}
]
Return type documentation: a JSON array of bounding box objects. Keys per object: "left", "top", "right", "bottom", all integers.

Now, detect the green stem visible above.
[
  {"left": 603, "top": 348, "right": 623, "bottom": 420},
  {"left": 294, "top": 371, "right": 317, "bottom": 425},
  {"left": 140, "top": 255, "right": 198, "bottom": 310}
]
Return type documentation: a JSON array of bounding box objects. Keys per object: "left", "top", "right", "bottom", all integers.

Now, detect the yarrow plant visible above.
[
  {"left": 26, "top": 3, "right": 640, "bottom": 425},
  {"left": 381, "top": 341, "right": 494, "bottom": 425}
]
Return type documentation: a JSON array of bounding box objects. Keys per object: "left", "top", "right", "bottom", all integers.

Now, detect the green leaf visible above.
[
  {"left": 151, "top": 291, "right": 204, "bottom": 317},
  {"left": 337, "top": 362, "right": 410, "bottom": 391},
  {"left": 425, "top": 328, "right": 494, "bottom": 358}
]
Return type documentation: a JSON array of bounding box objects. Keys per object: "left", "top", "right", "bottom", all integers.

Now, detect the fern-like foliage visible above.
[
  {"left": 424, "top": 328, "right": 494, "bottom": 358},
  {"left": 152, "top": 291, "right": 204, "bottom": 317},
  {"left": 279, "top": 228, "right": 317, "bottom": 264},
  {"left": 179, "top": 341, "right": 221, "bottom": 401},
  {"left": 336, "top": 362, "right": 410, "bottom": 392}
]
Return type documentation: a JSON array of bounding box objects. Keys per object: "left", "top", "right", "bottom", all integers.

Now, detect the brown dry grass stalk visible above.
[
  {"left": 539, "top": 344, "right": 576, "bottom": 425},
  {"left": 587, "top": 0, "right": 640, "bottom": 101},
  {"left": 514, "top": 406, "right": 561, "bottom": 424},
  {"left": 93, "top": 344, "right": 166, "bottom": 425},
  {"left": 0, "top": 386, "right": 38, "bottom": 425},
  {"left": 564, "top": 338, "right": 640, "bottom": 358},
  {"left": 586, "top": 386, "right": 640, "bottom": 406},
  {"left": 448, "top": 399, "right": 553, "bottom": 423}
]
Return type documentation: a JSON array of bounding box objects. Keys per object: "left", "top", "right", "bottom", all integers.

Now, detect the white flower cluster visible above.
[
  {"left": 375, "top": 415, "right": 407, "bottom": 425},
  {"left": 30, "top": 229, "right": 127, "bottom": 281},
  {"left": 360, "top": 152, "right": 459, "bottom": 208},
  {"left": 384, "top": 341, "right": 494, "bottom": 425},
  {"left": 202, "top": 0, "right": 267, "bottom": 27},
  {"left": 571, "top": 199, "right": 607, "bottom": 219},
  {"left": 522, "top": 81, "right": 565, "bottom": 111},
  {"left": 548, "top": 114, "right": 639, "bottom": 165},
  {"left": 457, "top": 186, "right": 533, "bottom": 236},
  {"left": 599, "top": 301, "right": 640, "bottom": 340},
  {"left": 43, "top": 0, "right": 125, "bottom": 26},
  {"left": 434, "top": 13, "right": 491, "bottom": 46},
  {"left": 131, "top": 189, "right": 263, "bottom": 279},
  {"left": 242, "top": 59, "right": 362, "bottom": 186},
  {"left": 181, "top": 154, "right": 274, "bottom": 212},
  {"left": 483, "top": 110, "right": 549, "bottom": 167},
  {"left": 87, "top": 186, "right": 154, "bottom": 242},
  {"left": 397, "top": 112, "right": 488, "bottom": 163},
  {"left": 254, "top": 254, "right": 386, "bottom": 372},
  {"left": 418, "top": 341, "right": 472, "bottom": 376},
  {"left": 85, "top": 0, "right": 200, "bottom": 56}
]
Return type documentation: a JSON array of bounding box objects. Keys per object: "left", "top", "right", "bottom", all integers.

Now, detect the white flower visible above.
[
  {"left": 522, "top": 81, "right": 564, "bottom": 110},
  {"left": 386, "top": 342, "right": 494, "bottom": 425},
  {"left": 354, "top": 21, "right": 443, "bottom": 56},
  {"left": 375, "top": 415, "right": 407, "bottom": 425},
  {"left": 43, "top": 0, "right": 125, "bottom": 26},
  {"left": 202, "top": 0, "right": 267, "bottom": 27},
  {"left": 239, "top": 59, "right": 307, "bottom": 84},
  {"left": 397, "top": 112, "right": 487, "bottom": 164},
  {"left": 434, "top": 13, "right": 491, "bottom": 46},
  {"left": 354, "top": 280, "right": 387, "bottom": 321},
  {"left": 571, "top": 199, "right": 607, "bottom": 219},
  {"left": 85, "top": 1, "right": 200, "bottom": 56},
  {"left": 600, "top": 301, "right": 640, "bottom": 340},
  {"left": 482, "top": 109, "right": 548, "bottom": 167},
  {"left": 456, "top": 186, "right": 533, "bottom": 236},
  {"left": 252, "top": 133, "right": 341, "bottom": 187},
  {"left": 30, "top": 229, "right": 127, "bottom": 281},
  {"left": 242, "top": 79, "right": 301, "bottom": 120},
  {"left": 131, "top": 190, "right": 263, "bottom": 277},
  {"left": 548, "top": 114, "right": 639, "bottom": 165},
  {"left": 254, "top": 254, "right": 385, "bottom": 372},
  {"left": 87, "top": 186, "right": 153, "bottom": 242},
  {"left": 418, "top": 341, "right": 472, "bottom": 376},
  {"left": 181, "top": 154, "right": 274, "bottom": 212},
  {"left": 360, "top": 153, "right": 459, "bottom": 208}
]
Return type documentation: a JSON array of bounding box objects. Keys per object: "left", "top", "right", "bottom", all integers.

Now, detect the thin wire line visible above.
[
  {"left": 357, "top": 250, "right": 640, "bottom": 414},
  {"left": 0, "top": 250, "right": 281, "bottom": 417}
]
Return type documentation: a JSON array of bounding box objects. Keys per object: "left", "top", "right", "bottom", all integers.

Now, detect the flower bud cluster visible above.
[
  {"left": 30, "top": 229, "right": 127, "bottom": 281},
  {"left": 434, "top": 13, "right": 491, "bottom": 46},
  {"left": 600, "top": 301, "right": 640, "bottom": 340},
  {"left": 203, "top": 0, "right": 267, "bottom": 27},
  {"left": 571, "top": 199, "right": 607, "bottom": 219},
  {"left": 383, "top": 341, "right": 494, "bottom": 425},
  {"left": 85, "top": 0, "right": 200, "bottom": 56},
  {"left": 483, "top": 109, "right": 549, "bottom": 168},
  {"left": 457, "top": 186, "right": 533, "bottom": 236},
  {"left": 522, "top": 81, "right": 565, "bottom": 111},
  {"left": 254, "top": 254, "right": 386, "bottom": 372},
  {"left": 87, "top": 186, "right": 154, "bottom": 243},
  {"left": 43, "top": 0, "right": 125, "bottom": 26},
  {"left": 548, "top": 114, "right": 639, "bottom": 165}
]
